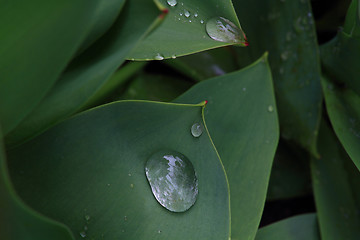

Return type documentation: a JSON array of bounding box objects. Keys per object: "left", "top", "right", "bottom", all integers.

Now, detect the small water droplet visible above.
[
  {"left": 124, "top": 216, "right": 127, "bottom": 221},
  {"left": 184, "top": 10, "right": 190, "bottom": 18},
  {"left": 189, "top": 20, "right": 192, "bottom": 23},
  {"left": 167, "top": 0, "right": 177, "bottom": 7},
  {"left": 145, "top": 150, "right": 198, "bottom": 212},
  {"left": 85, "top": 215, "right": 90, "bottom": 221},
  {"left": 194, "top": 13, "right": 198, "bottom": 17},
  {"left": 158, "top": 230, "right": 162, "bottom": 234},
  {"left": 130, "top": 183, "right": 134, "bottom": 188},
  {"left": 80, "top": 232, "right": 86, "bottom": 238},
  {"left": 206, "top": 17, "right": 247, "bottom": 44},
  {"left": 179, "top": 12, "right": 183, "bottom": 16},
  {"left": 200, "top": 20, "right": 204, "bottom": 24},
  {"left": 191, "top": 123, "right": 203, "bottom": 137},
  {"left": 171, "top": 54, "right": 176, "bottom": 59},
  {"left": 242, "top": 87, "right": 246, "bottom": 91},
  {"left": 128, "top": 173, "right": 132, "bottom": 177},
  {"left": 268, "top": 105, "right": 274, "bottom": 112},
  {"left": 294, "top": 17, "right": 304, "bottom": 33},
  {"left": 154, "top": 53, "right": 164, "bottom": 60},
  {"left": 84, "top": 225, "right": 88, "bottom": 231}
]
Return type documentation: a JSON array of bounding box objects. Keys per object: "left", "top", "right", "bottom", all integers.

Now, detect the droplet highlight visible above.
[
  {"left": 191, "top": 123, "right": 203, "bottom": 137},
  {"left": 167, "top": 0, "right": 177, "bottom": 7},
  {"left": 268, "top": 105, "right": 274, "bottom": 112},
  {"left": 154, "top": 53, "right": 164, "bottom": 60},
  {"left": 145, "top": 150, "right": 198, "bottom": 212},
  {"left": 206, "top": 17, "right": 247, "bottom": 45},
  {"left": 184, "top": 10, "right": 190, "bottom": 18}
]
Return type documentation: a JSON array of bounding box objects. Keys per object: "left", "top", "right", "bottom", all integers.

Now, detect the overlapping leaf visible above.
[
  {"left": 5, "top": 0, "right": 158, "bottom": 147},
  {"left": 255, "top": 214, "right": 320, "bottom": 240},
  {"left": 0, "top": 0, "right": 100, "bottom": 134},
  {"left": 232, "top": 0, "right": 322, "bottom": 156},
  {"left": 176, "top": 54, "right": 279, "bottom": 240},
  {"left": 311, "top": 120, "right": 360, "bottom": 239}
]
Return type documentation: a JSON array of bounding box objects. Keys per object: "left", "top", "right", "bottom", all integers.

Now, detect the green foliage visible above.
[{"left": 1, "top": 0, "right": 359, "bottom": 239}]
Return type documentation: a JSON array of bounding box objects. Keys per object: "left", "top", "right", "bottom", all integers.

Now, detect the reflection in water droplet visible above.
[
  {"left": 206, "top": 17, "right": 247, "bottom": 44},
  {"left": 167, "top": 0, "right": 177, "bottom": 7},
  {"left": 268, "top": 105, "right": 274, "bottom": 112},
  {"left": 145, "top": 150, "right": 198, "bottom": 212},
  {"left": 191, "top": 123, "right": 203, "bottom": 137},
  {"left": 80, "top": 232, "right": 86, "bottom": 238},
  {"left": 154, "top": 53, "right": 164, "bottom": 60},
  {"left": 184, "top": 10, "right": 190, "bottom": 18}
]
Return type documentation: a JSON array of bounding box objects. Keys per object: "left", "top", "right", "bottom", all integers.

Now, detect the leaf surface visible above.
[
  {"left": 175, "top": 54, "right": 279, "bottom": 240},
  {"left": 7, "top": 101, "right": 230, "bottom": 240}
]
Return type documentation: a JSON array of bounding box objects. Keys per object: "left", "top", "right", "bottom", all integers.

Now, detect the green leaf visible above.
[
  {"left": 311, "top": 120, "right": 360, "bottom": 239},
  {"left": 233, "top": 0, "right": 322, "bottom": 156},
  {"left": 175, "top": 54, "right": 279, "bottom": 240},
  {"left": 321, "top": 31, "right": 360, "bottom": 96},
  {"left": 343, "top": 0, "right": 360, "bottom": 37},
  {"left": 5, "top": 0, "right": 158, "bottom": 147},
  {"left": 255, "top": 214, "right": 320, "bottom": 240},
  {"left": 0, "top": 127, "right": 74, "bottom": 240},
  {"left": 164, "top": 47, "right": 239, "bottom": 81},
  {"left": 321, "top": 77, "right": 360, "bottom": 170},
  {"left": 119, "top": 73, "right": 193, "bottom": 102},
  {"left": 128, "top": 0, "right": 247, "bottom": 60},
  {"left": 0, "top": 0, "right": 100, "bottom": 134},
  {"left": 7, "top": 101, "right": 230, "bottom": 240},
  {"left": 76, "top": 0, "right": 126, "bottom": 53},
  {"left": 267, "top": 140, "right": 312, "bottom": 201}
]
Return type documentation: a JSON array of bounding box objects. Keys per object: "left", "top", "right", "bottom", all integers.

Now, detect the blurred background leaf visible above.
[
  {"left": 5, "top": 0, "right": 158, "bottom": 148},
  {"left": 255, "top": 214, "right": 320, "bottom": 240},
  {"left": 311, "top": 120, "right": 360, "bottom": 239},
  {"left": 232, "top": 0, "right": 323, "bottom": 156},
  {"left": 0, "top": 0, "right": 101, "bottom": 135}
]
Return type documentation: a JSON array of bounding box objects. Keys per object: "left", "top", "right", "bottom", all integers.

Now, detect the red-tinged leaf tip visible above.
[
  {"left": 159, "top": 9, "right": 169, "bottom": 19},
  {"left": 205, "top": 100, "right": 208, "bottom": 104},
  {"left": 244, "top": 41, "right": 249, "bottom": 47}
]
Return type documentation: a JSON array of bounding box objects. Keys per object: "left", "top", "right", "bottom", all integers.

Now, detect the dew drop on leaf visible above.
[
  {"left": 145, "top": 150, "right": 198, "bottom": 212},
  {"left": 167, "top": 0, "right": 177, "bottom": 7},
  {"left": 154, "top": 53, "right": 164, "bottom": 60},
  {"left": 80, "top": 232, "right": 86, "bottom": 238},
  {"left": 205, "top": 17, "right": 247, "bottom": 45},
  {"left": 184, "top": 9, "right": 190, "bottom": 18},
  {"left": 191, "top": 123, "right": 203, "bottom": 137},
  {"left": 268, "top": 105, "right": 274, "bottom": 112}
]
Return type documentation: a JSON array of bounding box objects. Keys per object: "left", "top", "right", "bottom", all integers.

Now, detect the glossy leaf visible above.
[
  {"left": 175, "top": 54, "right": 279, "bottom": 240},
  {"left": 232, "top": 0, "right": 322, "bottom": 156},
  {"left": 5, "top": 0, "right": 158, "bottom": 147},
  {"left": 7, "top": 101, "right": 230, "bottom": 240},
  {"left": 255, "top": 214, "right": 320, "bottom": 240},
  {"left": 311, "top": 120, "right": 360, "bottom": 239},
  {"left": 321, "top": 77, "right": 360, "bottom": 170},
  {"left": 267, "top": 140, "right": 312, "bottom": 201},
  {"left": 0, "top": 0, "right": 100, "bottom": 134},
  {"left": 128, "top": 0, "right": 247, "bottom": 60},
  {"left": 0, "top": 128, "right": 74, "bottom": 240}
]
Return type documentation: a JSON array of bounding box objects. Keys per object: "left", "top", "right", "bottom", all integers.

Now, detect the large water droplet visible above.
[
  {"left": 191, "top": 123, "right": 203, "bottom": 137},
  {"left": 167, "top": 0, "right": 177, "bottom": 7},
  {"left": 145, "top": 150, "right": 198, "bottom": 212},
  {"left": 206, "top": 17, "right": 247, "bottom": 45}
]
